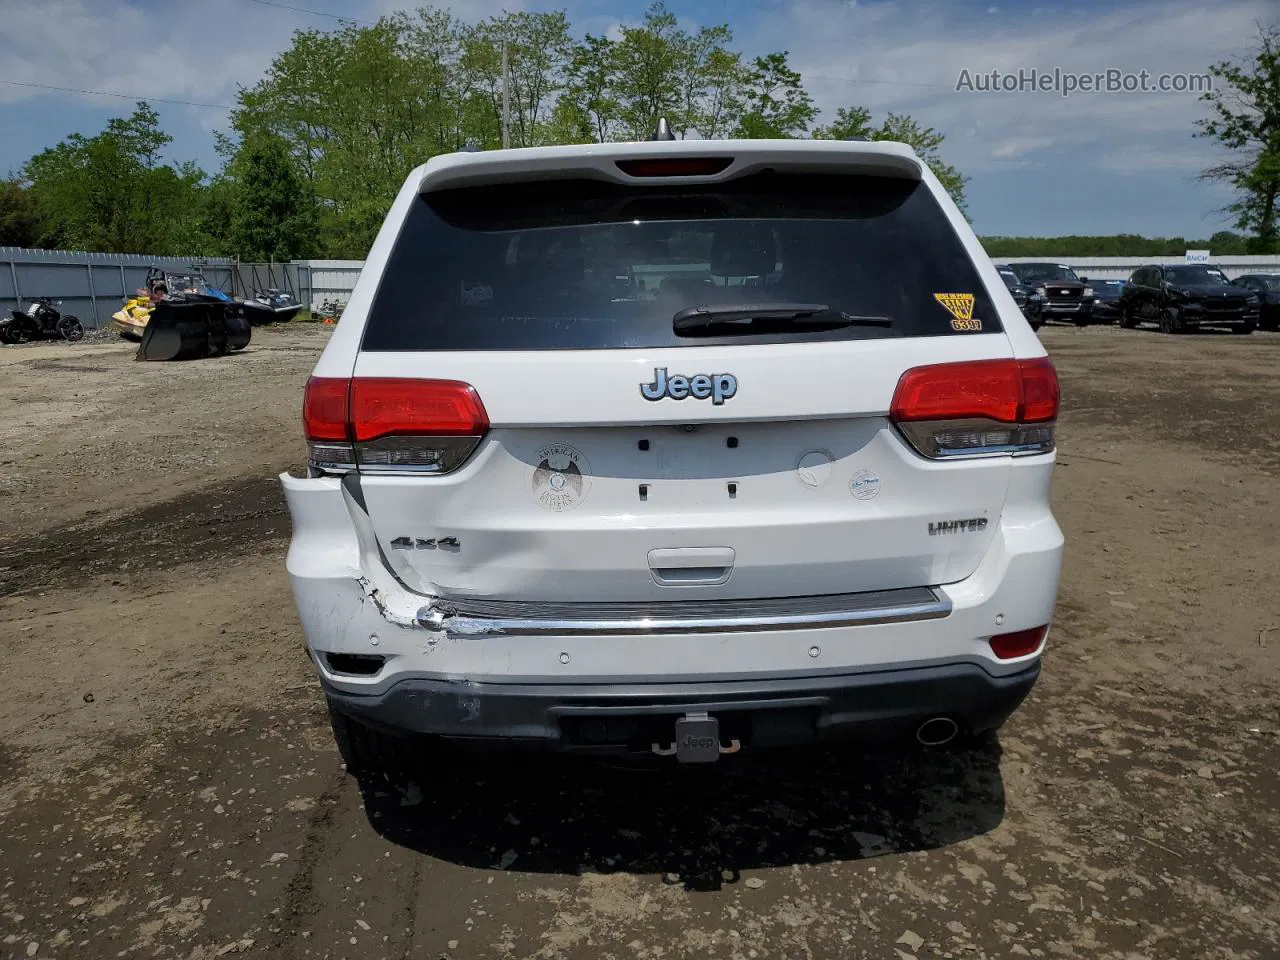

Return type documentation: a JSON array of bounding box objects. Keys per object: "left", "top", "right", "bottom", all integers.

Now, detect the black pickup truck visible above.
[{"left": 1005, "top": 262, "right": 1093, "bottom": 326}]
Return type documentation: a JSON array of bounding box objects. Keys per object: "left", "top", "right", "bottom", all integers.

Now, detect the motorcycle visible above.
[{"left": 0, "top": 298, "right": 85, "bottom": 344}]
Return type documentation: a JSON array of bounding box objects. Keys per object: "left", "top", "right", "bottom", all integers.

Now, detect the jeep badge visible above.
[{"left": 640, "top": 367, "right": 737, "bottom": 405}]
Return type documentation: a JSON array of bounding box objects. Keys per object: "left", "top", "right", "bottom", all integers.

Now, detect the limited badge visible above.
[
  {"left": 530, "top": 443, "right": 591, "bottom": 512},
  {"left": 849, "top": 469, "right": 882, "bottom": 501},
  {"left": 934, "top": 292, "right": 982, "bottom": 331}
]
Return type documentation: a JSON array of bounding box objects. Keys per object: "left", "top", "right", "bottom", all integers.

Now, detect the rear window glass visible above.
[{"left": 362, "top": 172, "right": 1003, "bottom": 351}]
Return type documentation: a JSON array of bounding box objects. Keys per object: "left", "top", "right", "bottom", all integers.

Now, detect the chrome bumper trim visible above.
[{"left": 416, "top": 587, "right": 952, "bottom": 637}]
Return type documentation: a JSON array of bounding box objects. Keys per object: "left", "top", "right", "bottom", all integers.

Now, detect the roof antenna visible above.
[{"left": 650, "top": 118, "right": 676, "bottom": 141}]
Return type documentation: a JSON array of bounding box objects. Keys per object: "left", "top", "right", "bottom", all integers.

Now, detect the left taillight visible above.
[
  {"left": 889, "top": 357, "right": 1059, "bottom": 459},
  {"left": 303, "top": 376, "right": 489, "bottom": 475},
  {"left": 303, "top": 376, "right": 355, "bottom": 471}
]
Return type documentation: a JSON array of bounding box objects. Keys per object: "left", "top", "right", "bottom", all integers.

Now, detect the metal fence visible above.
[
  {"left": 300, "top": 260, "right": 364, "bottom": 312},
  {"left": 0, "top": 248, "right": 236, "bottom": 330},
  {"left": 995, "top": 255, "right": 1280, "bottom": 281},
  {"left": 0, "top": 248, "right": 337, "bottom": 330}
]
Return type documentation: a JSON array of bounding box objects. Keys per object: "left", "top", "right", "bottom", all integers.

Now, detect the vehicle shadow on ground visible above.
[{"left": 353, "top": 739, "right": 1006, "bottom": 889}]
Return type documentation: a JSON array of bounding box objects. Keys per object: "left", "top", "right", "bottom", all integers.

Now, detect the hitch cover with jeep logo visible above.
[{"left": 673, "top": 714, "right": 723, "bottom": 763}]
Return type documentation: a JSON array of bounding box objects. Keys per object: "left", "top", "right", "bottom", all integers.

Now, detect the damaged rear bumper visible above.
[
  {"left": 281, "top": 467, "right": 1061, "bottom": 753},
  {"left": 321, "top": 660, "right": 1040, "bottom": 751}
]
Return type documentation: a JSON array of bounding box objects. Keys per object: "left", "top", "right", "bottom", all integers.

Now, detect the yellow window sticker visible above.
[{"left": 934, "top": 292, "right": 981, "bottom": 331}]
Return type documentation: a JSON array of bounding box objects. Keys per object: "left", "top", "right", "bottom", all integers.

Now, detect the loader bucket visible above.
[
  {"left": 134, "top": 298, "right": 250, "bottom": 361},
  {"left": 224, "top": 308, "right": 252, "bottom": 351}
]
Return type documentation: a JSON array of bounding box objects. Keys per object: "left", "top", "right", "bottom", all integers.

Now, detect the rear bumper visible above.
[
  {"left": 1179, "top": 307, "right": 1258, "bottom": 327},
  {"left": 281, "top": 453, "right": 1063, "bottom": 744},
  {"left": 1042, "top": 301, "right": 1091, "bottom": 319},
  {"left": 323, "top": 660, "right": 1040, "bottom": 750}
]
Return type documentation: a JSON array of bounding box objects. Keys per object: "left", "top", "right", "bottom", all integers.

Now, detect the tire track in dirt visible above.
[{"left": 0, "top": 473, "right": 290, "bottom": 594}]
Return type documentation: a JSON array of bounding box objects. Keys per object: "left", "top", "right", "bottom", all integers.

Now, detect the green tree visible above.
[
  {"left": 0, "top": 178, "right": 45, "bottom": 248},
  {"left": 697, "top": 47, "right": 747, "bottom": 139},
  {"left": 233, "top": 9, "right": 576, "bottom": 254},
  {"left": 542, "top": 96, "right": 596, "bottom": 146},
  {"left": 1194, "top": 23, "right": 1280, "bottom": 253},
  {"left": 561, "top": 34, "right": 622, "bottom": 143},
  {"left": 561, "top": 10, "right": 745, "bottom": 142},
  {"left": 611, "top": 2, "right": 688, "bottom": 139},
  {"left": 225, "top": 136, "right": 316, "bottom": 261},
  {"left": 1207, "top": 229, "right": 1250, "bottom": 253},
  {"left": 233, "top": 17, "right": 455, "bottom": 256},
  {"left": 23, "top": 102, "right": 206, "bottom": 254},
  {"left": 814, "top": 107, "right": 968, "bottom": 212},
  {"left": 735, "top": 52, "right": 815, "bottom": 139},
  {"left": 877, "top": 113, "right": 967, "bottom": 212},
  {"left": 461, "top": 11, "right": 573, "bottom": 147},
  {"left": 673, "top": 24, "right": 744, "bottom": 138},
  {"left": 810, "top": 105, "right": 873, "bottom": 140}
]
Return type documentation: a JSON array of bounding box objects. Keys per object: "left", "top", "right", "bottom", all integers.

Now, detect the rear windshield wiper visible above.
[{"left": 672, "top": 303, "right": 894, "bottom": 335}]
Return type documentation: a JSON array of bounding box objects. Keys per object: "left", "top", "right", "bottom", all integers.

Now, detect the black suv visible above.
[
  {"left": 1005, "top": 262, "right": 1093, "bottom": 326},
  {"left": 1119, "top": 263, "right": 1260, "bottom": 334},
  {"left": 994, "top": 263, "right": 1045, "bottom": 330},
  {"left": 1231, "top": 274, "right": 1280, "bottom": 331}
]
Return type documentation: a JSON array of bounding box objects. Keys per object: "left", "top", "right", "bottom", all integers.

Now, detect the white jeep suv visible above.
[{"left": 281, "top": 132, "right": 1063, "bottom": 770}]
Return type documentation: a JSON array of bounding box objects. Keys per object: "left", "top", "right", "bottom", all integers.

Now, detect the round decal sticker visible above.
[
  {"left": 796, "top": 450, "right": 834, "bottom": 488},
  {"left": 849, "top": 469, "right": 882, "bottom": 501},
  {"left": 531, "top": 443, "right": 591, "bottom": 512}
]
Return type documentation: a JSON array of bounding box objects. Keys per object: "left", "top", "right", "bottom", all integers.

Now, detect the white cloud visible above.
[
  {"left": 742, "top": 0, "right": 1272, "bottom": 175},
  {"left": 368, "top": 0, "right": 525, "bottom": 21},
  {"left": 0, "top": 0, "right": 534, "bottom": 115},
  {"left": 0, "top": 0, "right": 1268, "bottom": 235},
  {"left": 990, "top": 136, "right": 1057, "bottom": 159},
  {"left": 1096, "top": 141, "right": 1231, "bottom": 173},
  {"left": 0, "top": 0, "right": 299, "bottom": 112}
]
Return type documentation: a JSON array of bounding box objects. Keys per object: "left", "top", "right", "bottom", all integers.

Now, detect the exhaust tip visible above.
[{"left": 916, "top": 716, "right": 959, "bottom": 746}]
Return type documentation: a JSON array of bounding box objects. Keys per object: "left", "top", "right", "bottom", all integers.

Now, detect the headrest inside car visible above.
[{"left": 710, "top": 226, "right": 777, "bottom": 278}]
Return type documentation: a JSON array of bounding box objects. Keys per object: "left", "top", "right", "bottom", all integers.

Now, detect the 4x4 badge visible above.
[{"left": 641, "top": 367, "right": 737, "bottom": 405}]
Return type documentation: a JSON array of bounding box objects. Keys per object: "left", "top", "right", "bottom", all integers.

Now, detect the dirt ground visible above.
[{"left": 0, "top": 323, "right": 1277, "bottom": 960}]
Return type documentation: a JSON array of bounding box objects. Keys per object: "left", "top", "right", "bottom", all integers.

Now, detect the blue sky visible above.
[{"left": 0, "top": 0, "right": 1272, "bottom": 239}]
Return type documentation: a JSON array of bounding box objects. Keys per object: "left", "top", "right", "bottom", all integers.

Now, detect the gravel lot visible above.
[{"left": 1, "top": 324, "right": 1277, "bottom": 960}]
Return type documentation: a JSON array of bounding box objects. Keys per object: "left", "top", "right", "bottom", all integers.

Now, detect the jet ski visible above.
[{"left": 239, "top": 288, "right": 303, "bottom": 324}]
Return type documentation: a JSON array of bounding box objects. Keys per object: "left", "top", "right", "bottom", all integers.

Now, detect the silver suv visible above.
[{"left": 281, "top": 131, "right": 1064, "bottom": 771}]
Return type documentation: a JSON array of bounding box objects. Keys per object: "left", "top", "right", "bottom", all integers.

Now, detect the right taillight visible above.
[
  {"left": 302, "top": 376, "right": 490, "bottom": 475},
  {"left": 889, "top": 357, "right": 1059, "bottom": 459}
]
